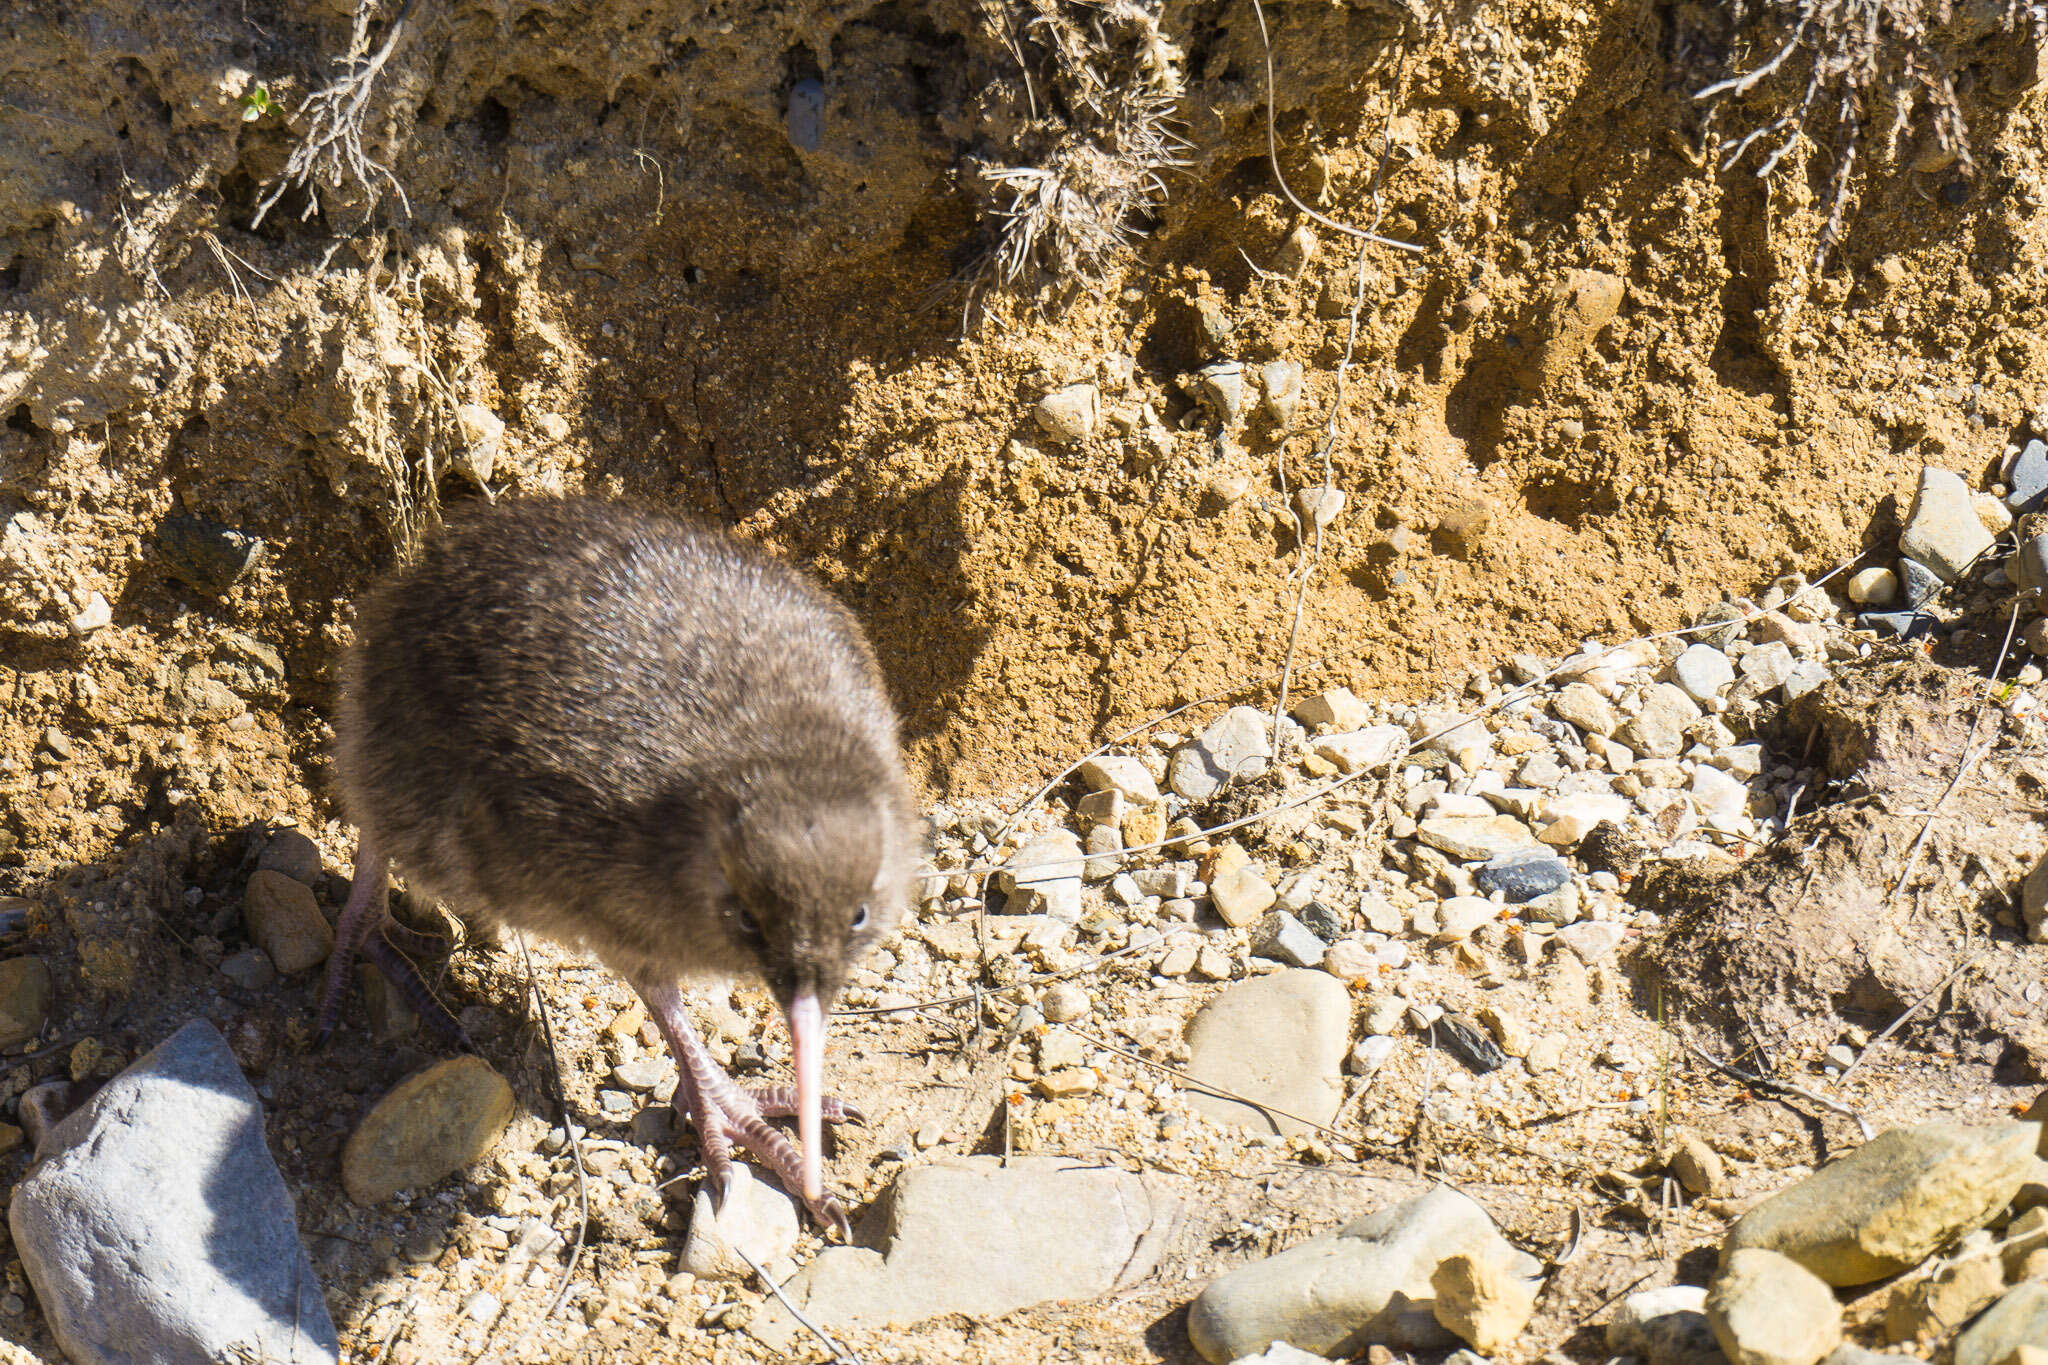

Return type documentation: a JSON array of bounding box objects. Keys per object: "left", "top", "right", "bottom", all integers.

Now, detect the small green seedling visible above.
[{"left": 239, "top": 85, "right": 275, "bottom": 122}]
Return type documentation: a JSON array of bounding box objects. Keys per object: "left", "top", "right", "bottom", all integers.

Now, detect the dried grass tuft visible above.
[
  {"left": 1695, "top": 0, "right": 2046, "bottom": 271},
  {"left": 964, "top": 0, "right": 1189, "bottom": 311}
]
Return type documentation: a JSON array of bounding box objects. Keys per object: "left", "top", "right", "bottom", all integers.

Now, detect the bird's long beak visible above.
[{"left": 787, "top": 991, "right": 826, "bottom": 1206}]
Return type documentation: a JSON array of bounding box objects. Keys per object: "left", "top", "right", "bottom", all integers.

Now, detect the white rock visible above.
[
  {"left": 1552, "top": 683, "right": 1618, "bottom": 737},
  {"left": 684, "top": 1164, "right": 799, "bottom": 1280},
  {"left": 1261, "top": 360, "right": 1304, "bottom": 425},
  {"left": 1688, "top": 765, "right": 1748, "bottom": 821},
  {"left": 1670, "top": 644, "right": 1735, "bottom": 703},
  {"left": 1077, "top": 756, "right": 1160, "bottom": 804},
  {"left": 1536, "top": 793, "right": 1631, "bottom": 846},
  {"left": 67, "top": 592, "right": 112, "bottom": 636},
  {"left": 1312, "top": 725, "right": 1409, "bottom": 775},
  {"left": 1740, "top": 642, "right": 1797, "bottom": 692},
  {"left": 1408, "top": 709, "right": 1491, "bottom": 767}
]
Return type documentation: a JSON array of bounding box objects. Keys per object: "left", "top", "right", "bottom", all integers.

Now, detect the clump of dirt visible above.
[{"left": 1642, "top": 653, "right": 2048, "bottom": 1075}]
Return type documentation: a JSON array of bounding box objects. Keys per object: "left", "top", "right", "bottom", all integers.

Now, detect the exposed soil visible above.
[{"left": 3, "top": 0, "right": 2048, "bottom": 1361}]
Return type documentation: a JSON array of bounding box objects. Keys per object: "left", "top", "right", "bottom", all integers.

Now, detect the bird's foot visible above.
[
  {"left": 694, "top": 1083, "right": 862, "bottom": 1240},
  {"left": 638, "top": 981, "right": 860, "bottom": 1239}
]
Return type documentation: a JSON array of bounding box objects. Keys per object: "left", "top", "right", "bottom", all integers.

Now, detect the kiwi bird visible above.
[{"left": 317, "top": 496, "right": 918, "bottom": 1234}]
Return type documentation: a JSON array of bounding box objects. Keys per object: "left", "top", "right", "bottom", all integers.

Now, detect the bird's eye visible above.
[
  {"left": 734, "top": 906, "right": 761, "bottom": 938},
  {"left": 851, "top": 903, "right": 870, "bottom": 931}
]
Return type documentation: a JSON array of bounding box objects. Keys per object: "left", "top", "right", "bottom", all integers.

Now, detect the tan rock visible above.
[
  {"left": 0, "top": 957, "right": 52, "bottom": 1049},
  {"left": 1210, "top": 867, "right": 1276, "bottom": 927},
  {"left": 1724, "top": 1122, "right": 2044, "bottom": 1285},
  {"left": 242, "top": 869, "right": 333, "bottom": 974},
  {"left": 1707, "top": 1248, "right": 1842, "bottom": 1365},
  {"left": 1431, "top": 1249, "right": 1537, "bottom": 1352},
  {"left": 343, "top": 1056, "right": 515, "bottom": 1204}
]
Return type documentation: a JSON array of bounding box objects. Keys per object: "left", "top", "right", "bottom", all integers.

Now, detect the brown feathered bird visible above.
[{"left": 317, "top": 496, "right": 919, "bottom": 1233}]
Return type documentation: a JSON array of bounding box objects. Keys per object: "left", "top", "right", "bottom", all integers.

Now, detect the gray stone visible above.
[
  {"left": 1953, "top": 1281, "right": 2048, "bottom": 1365},
  {"left": 1170, "top": 706, "right": 1275, "bottom": 801},
  {"left": 1608, "top": 1286, "right": 1719, "bottom": 1363},
  {"left": 749, "top": 1157, "right": 1178, "bottom": 1348},
  {"left": 1738, "top": 642, "right": 1797, "bottom": 692},
  {"left": 1857, "top": 610, "right": 1931, "bottom": 641},
  {"left": 1706, "top": 1248, "right": 1840, "bottom": 1365},
  {"left": 1185, "top": 970, "right": 1349, "bottom": 1135},
  {"left": 611, "top": 1057, "right": 670, "bottom": 1092},
  {"left": 1198, "top": 364, "right": 1247, "bottom": 424},
  {"left": 2009, "top": 438, "right": 2048, "bottom": 513},
  {"left": 1783, "top": 661, "right": 1830, "bottom": 702},
  {"left": 2015, "top": 533, "right": 2048, "bottom": 597},
  {"left": 999, "top": 832, "right": 1085, "bottom": 923},
  {"left": 1671, "top": 645, "right": 1736, "bottom": 703},
  {"left": 1261, "top": 361, "right": 1305, "bottom": 427},
  {"left": 157, "top": 516, "right": 266, "bottom": 596},
  {"left": 1898, "top": 555, "right": 1942, "bottom": 608},
  {"left": 1475, "top": 849, "right": 1571, "bottom": 903},
  {"left": 1724, "top": 1121, "right": 2043, "bottom": 1285},
  {"left": 1899, "top": 467, "right": 1995, "bottom": 581},
  {"left": 1185, "top": 1184, "right": 1542, "bottom": 1361},
  {"left": 1251, "top": 912, "right": 1326, "bottom": 968},
  {"left": 217, "top": 948, "right": 276, "bottom": 993},
  {"left": 256, "top": 829, "right": 323, "bottom": 886},
  {"left": 9, "top": 1020, "right": 339, "bottom": 1365},
  {"left": 683, "top": 1163, "right": 799, "bottom": 1281},
  {"left": 1694, "top": 600, "right": 1750, "bottom": 649}
]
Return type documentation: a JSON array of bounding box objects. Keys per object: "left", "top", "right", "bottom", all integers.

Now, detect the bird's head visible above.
[{"left": 700, "top": 772, "right": 910, "bottom": 1204}]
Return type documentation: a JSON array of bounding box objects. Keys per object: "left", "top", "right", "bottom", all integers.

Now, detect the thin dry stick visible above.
[
  {"left": 1837, "top": 950, "right": 1984, "bottom": 1083},
  {"left": 469, "top": 937, "right": 590, "bottom": 1365},
  {"left": 1247, "top": 0, "right": 1425, "bottom": 255},
  {"left": 729, "top": 1243, "right": 864, "bottom": 1365},
  {"left": 1682, "top": 1028, "right": 1873, "bottom": 1141}
]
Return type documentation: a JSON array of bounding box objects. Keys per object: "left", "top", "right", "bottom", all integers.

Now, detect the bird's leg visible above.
[
  {"left": 360, "top": 930, "right": 472, "bottom": 1048},
  {"left": 314, "top": 838, "right": 390, "bottom": 1047},
  {"left": 637, "top": 979, "right": 858, "bottom": 1239},
  {"left": 315, "top": 836, "right": 470, "bottom": 1049}
]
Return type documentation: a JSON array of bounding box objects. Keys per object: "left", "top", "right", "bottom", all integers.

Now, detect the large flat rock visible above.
[
  {"left": 9, "top": 1020, "right": 338, "bottom": 1365},
  {"left": 749, "top": 1156, "right": 1180, "bottom": 1349},
  {"left": 1185, "top": 969, "right": 1350, "bottom": 1135}
]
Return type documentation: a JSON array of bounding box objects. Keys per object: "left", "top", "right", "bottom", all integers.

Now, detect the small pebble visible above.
[{"left": 1040, "top": 982, "right": 1091, "bottom": 1023}]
